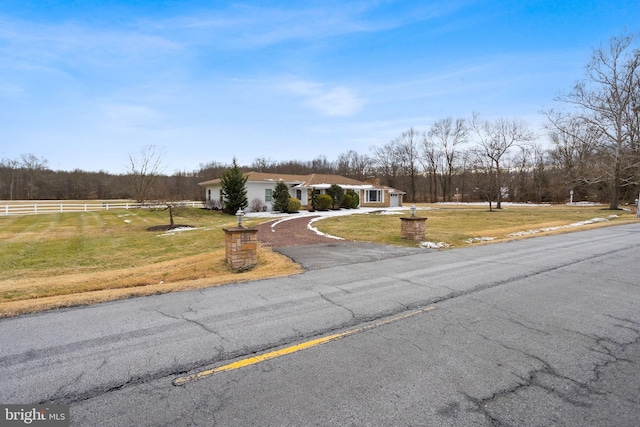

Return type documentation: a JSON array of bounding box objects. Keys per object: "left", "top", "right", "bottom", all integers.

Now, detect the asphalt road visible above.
[{"left": 1, "top": 223, "right": 639, "bottom": 426}]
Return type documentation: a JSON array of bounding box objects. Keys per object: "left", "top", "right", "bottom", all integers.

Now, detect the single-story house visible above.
[{"left": 199, "top": 172, "right": 405, "bottom": 212}]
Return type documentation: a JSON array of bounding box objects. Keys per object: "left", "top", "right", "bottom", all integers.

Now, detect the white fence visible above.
[{"left": 0, "top": 200, "right": 206, "bottom": 216}]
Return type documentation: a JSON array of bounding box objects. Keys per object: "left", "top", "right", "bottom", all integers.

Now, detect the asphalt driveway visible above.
[
  {"left": 275, "top": 241, "right": 425, "bottom": 270},
  {"left": 251, "top": 209, "right": 426, "bottom": 269}
]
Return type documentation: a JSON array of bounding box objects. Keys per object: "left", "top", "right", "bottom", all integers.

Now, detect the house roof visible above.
[{"left": 198, "top": 172, "right": 404, "bottom": 193}]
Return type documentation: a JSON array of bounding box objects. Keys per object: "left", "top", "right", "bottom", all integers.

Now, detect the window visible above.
[
  {"left": 366, "top": 190, "right": 382, "bottom": 203},
  {"left": 207, "top": 189, "right": 211, "bottom": 200},
  {"left": 265, "top": 189, "right": 273, "bottom": 202},
  {"left": 219, "top": 189, "right": 224, "bottom": 201},
  {"left": 296, "top": 189, "right": 302, "bottom": 200}
]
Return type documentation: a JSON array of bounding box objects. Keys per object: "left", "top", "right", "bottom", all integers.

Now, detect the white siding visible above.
[
  {"left": 205, "top": 180, "right": 394, "bottom": 211},
  {"left": 205, "top": 181, "right": 299, "bottom": 212},
  {"left": 205, "top": 183, "right": 223, "bottom": 208},
  {"left": 246, "top": 182, "right": 279, "bottom": 211}
]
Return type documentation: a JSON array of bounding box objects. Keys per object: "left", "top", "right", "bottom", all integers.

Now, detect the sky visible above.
[{"left": 0, "top": 0, "right": 638, "bottom": 174}]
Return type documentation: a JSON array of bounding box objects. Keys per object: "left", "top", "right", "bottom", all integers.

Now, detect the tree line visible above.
[{"left": 2, "top": 32, "right": 638, "bottom": 209}]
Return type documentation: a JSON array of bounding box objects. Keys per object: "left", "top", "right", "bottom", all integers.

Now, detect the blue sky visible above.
[{"left": 0, "top": 0, "right": 637, "bottom": 174}]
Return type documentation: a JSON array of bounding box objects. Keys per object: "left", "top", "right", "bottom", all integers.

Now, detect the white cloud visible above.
[
  {"left": 0, "top": 16, "right": 181, "bottom": 70},
  {"left": 307, "top": 86, "right": 364, "bottom": 116},
  {"left": 152, "top": 3, "right": 397, "bottom": 48},
  {"left": 284, "top": 80, "right": 364, "bottom": 116}
]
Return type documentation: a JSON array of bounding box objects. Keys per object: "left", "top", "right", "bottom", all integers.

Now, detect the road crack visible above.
[{"left": 318, "top": 291, "right": 358, "bottom": 321}]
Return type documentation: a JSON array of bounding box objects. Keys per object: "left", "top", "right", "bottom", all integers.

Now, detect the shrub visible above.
[
  {"left": 316, "top": 194, "right": 333, "bottom": 210},
  {"left": 250, "top": 198, "right": 265, "bottom": 212},
  {"left": 349, "top": 190, "right": 360, "bottom": 208},
  {"left": 341, "top": 190, "right": 359, "bottom": 209},
  {"left": 206, "top": 199, "right": 223, "bottom": 210},
  {"left": 287, "top": 198, "right": 301, "bottom": 213},
  {"left": 342, "top": 193, "right": 353, "bottom": 208},
  {"left": 326, "top": 184, "right": 344, "bottom": 209}
]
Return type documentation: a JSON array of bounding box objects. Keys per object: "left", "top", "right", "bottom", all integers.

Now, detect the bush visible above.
[
  {"left": 342, "top": 193, "right": 353, "bottom": 208},
  {"left": 316, "top": 194, "right": 333, "bottom": 210},
  {"left": 349, "top": 190, "right": 360, "bottom": 208},
  {"left": 287, "top": 198, "right": 301, "bottom": 213},
  {"left": 250, "top": 198, "right": 265, "bottom": 212},
  {"left": 206, "top": 199, "right": 223, "bottom": 210},
  {"left": 326, "top": 184, "right": 345, "bottom": 209}
]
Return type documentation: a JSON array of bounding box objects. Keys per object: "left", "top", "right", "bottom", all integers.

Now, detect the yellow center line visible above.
[{"left": 173, "top": 305, "right": 437, "bottom": 386}]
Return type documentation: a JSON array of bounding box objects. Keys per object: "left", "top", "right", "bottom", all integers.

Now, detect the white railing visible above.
[{"left": 0, "top": 200, "right": 206, "bottom": 216}]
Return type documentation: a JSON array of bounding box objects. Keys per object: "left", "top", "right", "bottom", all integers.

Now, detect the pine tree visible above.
[
  {"left": 326, "top": 184, "right": 344, "bottom": 209},
  {"left": 310, "top": 188, "right": 318, "bottom": 210},
  {"left": 220, "top": 158, "right": 248, "bottom": 215},
  {"left": 272, "top": 180, "right": 291, "bottom": 212}
]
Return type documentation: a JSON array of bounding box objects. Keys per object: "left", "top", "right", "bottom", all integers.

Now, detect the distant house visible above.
[{"left": 199, "top": 172, "right": 405, "bottom": 212}]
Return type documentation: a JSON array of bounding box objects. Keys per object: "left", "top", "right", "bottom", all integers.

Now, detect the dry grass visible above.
[
  {"left": 0, "top": 209, "right": 301, "bottom": 317},
  {"left": 0, "top": 248, "right": 301, "bottom": 318},
  {"left": 315, "top": 204, "right": 639, "bottom": 247},
  {"left": 1, "top": 204, "right": 637, "bottom": 318}
]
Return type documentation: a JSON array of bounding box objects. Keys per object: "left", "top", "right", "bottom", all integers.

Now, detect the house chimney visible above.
[{"left": 364, "top": 177, "right": 380, "bottom": 186}]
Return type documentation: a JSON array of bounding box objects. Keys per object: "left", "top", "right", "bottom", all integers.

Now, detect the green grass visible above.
[
  {"left": 0, "top": 208, "right": 300, "bottom": 317},
  {"left": 0, "top": 208, "right": 239, "bottom": 279}
]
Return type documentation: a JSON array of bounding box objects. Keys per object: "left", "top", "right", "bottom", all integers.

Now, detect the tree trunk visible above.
[
  {"left": 169, "top": 205, "right": 175, "bottom": 228},
  {"left": 496, "top": 162, "right": 503, "bottom": 209},
  {"left": 610, "top": 153, "right": 621, "bottom": 209}
]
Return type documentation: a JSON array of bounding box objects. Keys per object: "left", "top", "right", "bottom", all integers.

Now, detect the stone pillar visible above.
[
  {"left": 400, "top": 216, "right": 427, "bottom": 241},
  {"left": 223, "top": 227, "right": 259, "bottom": 271}
]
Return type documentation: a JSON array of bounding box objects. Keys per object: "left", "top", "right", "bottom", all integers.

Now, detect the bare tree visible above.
[
  {"left": 21, "top": 153, "right": 48, "bottom": 199},
  {"left": 0, "top": 157, "right": 20, "bottom": 200},
  {"left": 395, "top": 128, "right": 421, "bottom": 202},
  {"left": 427, "top": 118, "right": 468, "bottom": 201},
  {"left": 251, "top": 157, "right": 275, "bottom": 172},
  {"left": 420, "top": 132, "right": 442, "bottom": 203},
  {"left": 127, "top": 145, "right": 166, "bottom": 202},
  {"left": 471, "top": 114, "right": 534, "bottom": 209},
  {"left": 531, "top": 144, "right": 551, "bottom": 202},
  {"left": 371, "top": 141, "right": 402, "bottom": 188},
  {"left": 555, "top": 32, "right": 640, "bottom": 209},
  {"left": 336, "top": 150, "right": 373, "bottom": 180},
  {"left": 471, "top": 151, "right": 500, "bottom": 211},
  {"left": 511, "top": 144, "right": 533, "bottom": 202},
  {"left": 457, "top": 148, "right": 474, "bottom": 202},
  {"left": 198, "top": 160, "right": 228, "bottom": 182},
  {"left": 545, "top": 111, "right": 602, "bottom": 201},
  {"left": 309, "top": 155, "right": 336, "bottom": 174}
]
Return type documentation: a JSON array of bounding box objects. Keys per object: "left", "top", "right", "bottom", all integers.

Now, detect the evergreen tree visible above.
[
  {"left": 310, "top": 187, "right": 318, "bottom": 210},
  {"left": 220, "top": 158, "right": 248, "bottom": 215},
  {"left": 272, "top": 180, "right": 291, "bottom": 212},
  {"left": 348, "top": 189, "right": 360, "bottom": 208},
  {"left": 326, "top": 184, "right": 345, "bottom": 209}
]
